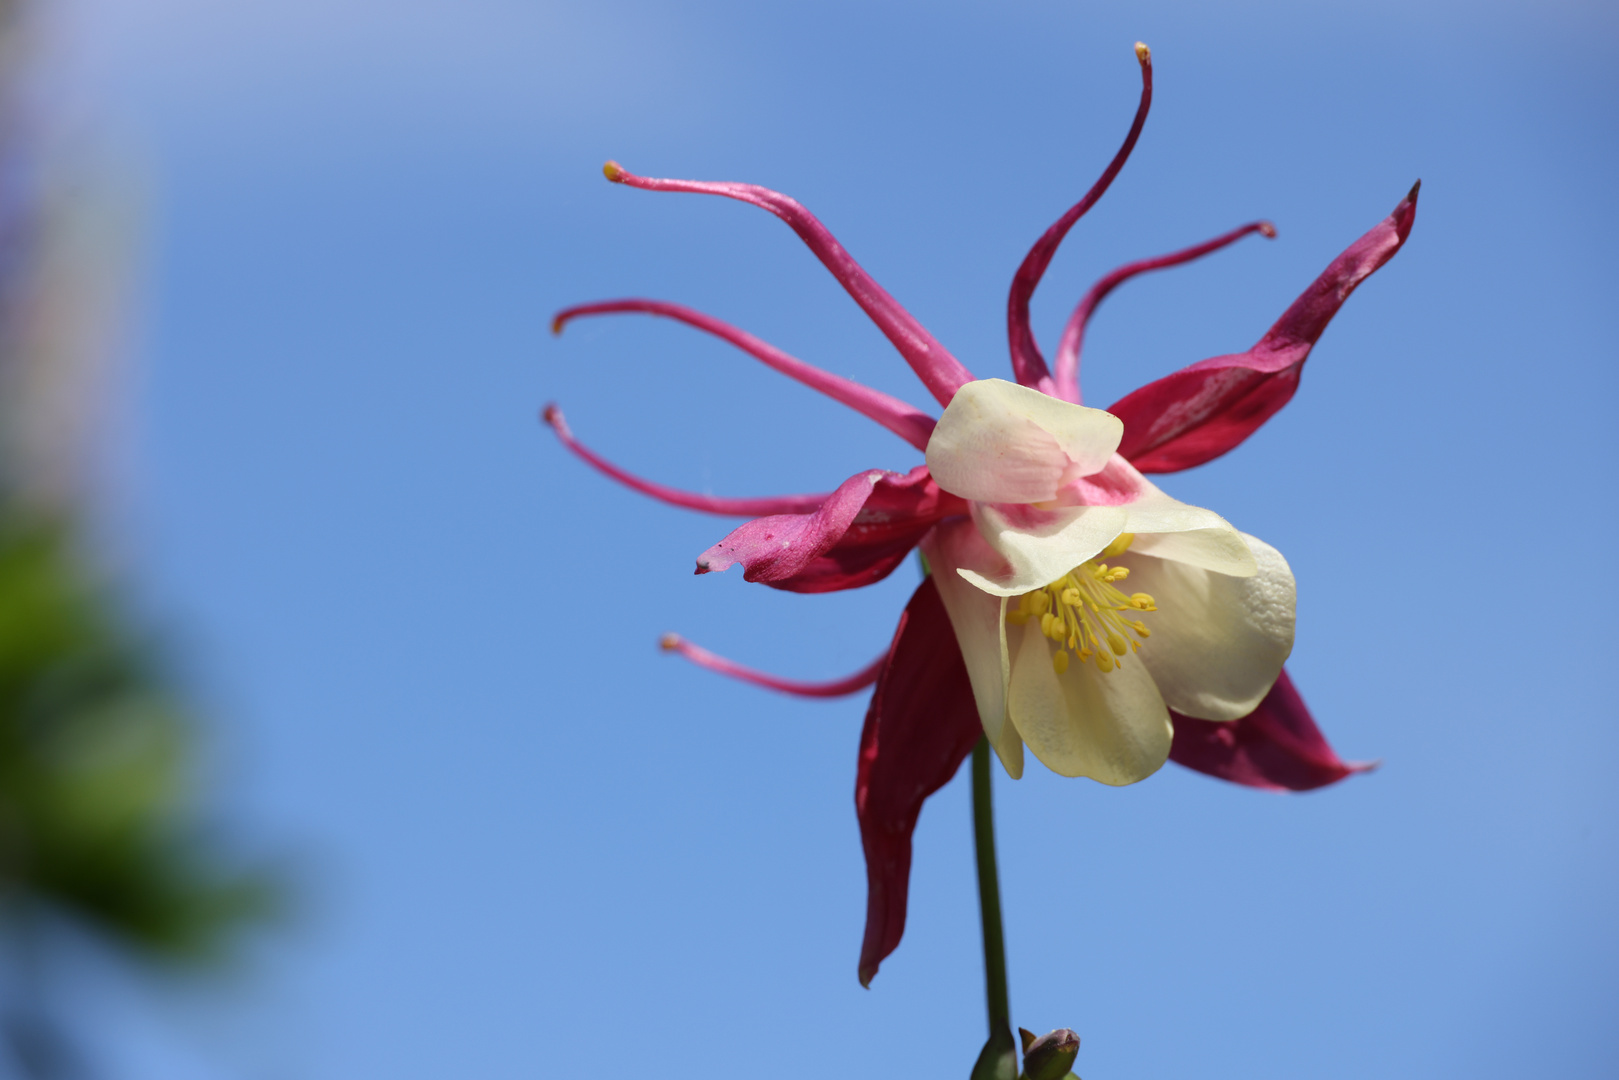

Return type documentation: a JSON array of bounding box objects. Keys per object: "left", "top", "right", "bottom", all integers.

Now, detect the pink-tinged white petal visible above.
[
  {"left": 855, "top": 577, "right": 984, "bottom": 987},
  {"left": 1053, "top": 221, "right": 1275, "bottom": 405},
  {"left": 1061, "top": 453, "right": 1259, "bottom": 577},
  {"left": 602, "top": 161, "right": 975, "bottom": 408},
  {"left": 553, "top": 299, "right": 936, "bottom": 451},
  {"left": 1111, "top": 182, "right": 1420, "bottom": 473},
  {"left": 925, "top": 379, "right": 1123, "bottom": 504},
  {"left": 1169, "top": 668, "right": 1377, "bottom": 791},
  {"left": 1005, "top": 43, "right": 1154, "bottom": 391},
  {"left": 961, "top": 500, "right": 1130, "bottom": 597},
  {"left": 542, "top": 404, "right": 829, "bottom": 516},
  {"left": 659, "top": 633, "right": 885, "bottom": 698},
  {"left": 921, "top": 521, "right": 1024, "bottom": 778},
  {"left": 696, "top": 467, "right": 961, "bottom": 593},
  {"left": 1004, "top": 619, "right": 1172, "bottom": 785},
  {"left": 1117, "top": 489, "right": 1258, "bottom": 579},
  {"left": 1120, "top": 533, "right": 1294, "bottom": 722},
  {"left": 1056, "top": 453, "right": 1154, "bottom": 507},
  {"left": 955, "top": 458, "right": 1256, "bottom": 593}
]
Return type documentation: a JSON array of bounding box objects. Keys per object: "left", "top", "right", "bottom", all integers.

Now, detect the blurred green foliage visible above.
[{"left": 0, "top": 516, "right": 275, "bottom": 965}]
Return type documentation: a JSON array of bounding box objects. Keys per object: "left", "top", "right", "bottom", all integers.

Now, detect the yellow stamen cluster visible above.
[{"left": 1005, "top": 533, "right": 1157, "bottom": 675}]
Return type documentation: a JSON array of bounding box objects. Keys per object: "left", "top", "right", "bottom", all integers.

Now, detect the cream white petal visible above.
[
  {"left": 1110, "top": 471, "right": 1258, "bottom": 577},
  {"left": 958, "top": 501, "right": 1130, "bottom": 597},
  {"left": 921, "top": 521, "right": 1025, "bottom": 778},
  {"left": 926, "top": 379, "right": 1123, "bottom": 504},
  {"left": 1121, "top": 532, "right": 1295, "bottom": 722},
  {"left": 1005, "top": 620, "right": 1172, "bottom": 785}
]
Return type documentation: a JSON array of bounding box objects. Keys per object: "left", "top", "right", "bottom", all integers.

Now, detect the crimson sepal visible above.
[
  {"left": 696, "top": 467, "right": 965, "bottom": 594},
  {"left": 1110, "top": 182, "right": 1419, "bottom": 473},
  {"left": 1168, "top": 667, "right": 1375, "bottom": 791},
  {"left": 855, "top": 576, "right": 982, "bottom": 987}
]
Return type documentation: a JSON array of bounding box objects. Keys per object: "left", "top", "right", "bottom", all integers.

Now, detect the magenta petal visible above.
[
  {"left": 603, "top": 162, "right": 975, "bottom": 408},
  {"left": 855, "top": 576, "right": 983, "bottom": 987},
  {"left": 1168, "top": 668, "right": 1376, "bottom": 792},
  {"left": 696, "top": 467, "right": 964, "bottom": 593},
  {"left": 1111, "top": 182, "right": 1420, "bottom": 473},
  {"left": 772, "top": 516, "right": 940, "bottom": 594}
]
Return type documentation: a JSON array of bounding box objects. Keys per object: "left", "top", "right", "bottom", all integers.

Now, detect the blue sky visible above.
[{"left": 55, "top": 0, "right": 1619, "bottom": 1076}]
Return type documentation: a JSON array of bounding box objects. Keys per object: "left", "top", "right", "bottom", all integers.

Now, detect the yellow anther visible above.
[
  {"left": 1099, "top": 533, "right": 1135, "bottom": 560},
  {"left": 1008, "top": 545, "right": 1162, "bottom": 676}
]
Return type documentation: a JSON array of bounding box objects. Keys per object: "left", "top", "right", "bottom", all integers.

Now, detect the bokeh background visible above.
[{"left": 25, "top": 0, "right": 1619, "bottom": 1075}]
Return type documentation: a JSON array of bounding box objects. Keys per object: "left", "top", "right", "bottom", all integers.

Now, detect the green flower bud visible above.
[{"left": 1018, "top": 1027, "right": 1080, "bottom": 1080}]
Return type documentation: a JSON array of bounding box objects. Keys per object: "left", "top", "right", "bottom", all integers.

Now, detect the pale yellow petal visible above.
[
  {"left": 1005, "top": 620, "right": 1172, "bottom": 785},
  {"left": 1115, "top": 476, "right": 1257, "bottom": 577},
  {"left": 1122, "top": 532, "right": 1295, "bottom": 721},
  {"left": 921, "top": 521, "right": 1025, "bottom": 778}
]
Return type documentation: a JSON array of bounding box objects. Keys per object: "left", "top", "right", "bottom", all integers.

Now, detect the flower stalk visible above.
[{"left": 970, "top": 736, "right": 1018, "bottom": 1080}]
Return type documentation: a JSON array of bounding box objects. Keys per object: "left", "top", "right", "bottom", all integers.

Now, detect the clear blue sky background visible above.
[{"left": 56, "top": 0, "right": 1619, "bottom": 1076}]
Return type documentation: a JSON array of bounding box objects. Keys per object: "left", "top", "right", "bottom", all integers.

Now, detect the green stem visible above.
[{"left": 972, "top": 736, "right": 1010, "bottom": 1034}]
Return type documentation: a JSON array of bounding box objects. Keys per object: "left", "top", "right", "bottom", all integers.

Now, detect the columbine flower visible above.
[
  {"left": 547, "top": 42, "right": 1414, "bottom": 985},
  {"left": 918, "top": 376, "right": 1296, "bottom": 785}
]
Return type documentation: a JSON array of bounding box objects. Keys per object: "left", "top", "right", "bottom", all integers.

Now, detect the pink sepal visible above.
[
  {"left": 553, "top": 299, "right": 936, "bottom": 451},
  {"left": 1111, "top": 182, "right": 1420, "bottom": 473},
  {"left": 1006, "top": 47, "right": 1152, "bottom": 391},
  {"left": 1168, "top": 668, "right": 1376, "bottom": 792},
  {"left": 659, "top": 633, "right": 884, "bottom": 698},
  {"left": 542, "top": 404, "right": 828, "bottom": 516},
  {"left": 855, "top": 576, "right": 983, "bottom": 987},
  {"left": 604, "top": 162, "right": 975, "bottom": 408},
  {"left": 696, "top": 467, "right": 963, "bottom": 594}
]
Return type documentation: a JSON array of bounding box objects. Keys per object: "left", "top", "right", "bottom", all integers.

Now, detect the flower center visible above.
[{"left": 1004, "top": 532, "right": 1158, "bottom": 675}]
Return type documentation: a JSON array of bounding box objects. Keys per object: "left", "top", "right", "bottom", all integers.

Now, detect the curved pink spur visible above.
[
  {"left": 1052, "top": 221, "right": 1275, "bottom": 404},
  {"left": 603, "top": 162, "right": 974, "bottom": 408},
  {"left": 1005, "top": 43, "right": 1153, "bottom": 394},
  {"left": 542, "top": 404, "right": 829, "bottom": 516},
  {"left": 660, "top": 633, "right": 886, "bottom": 698},
  {"left": 554, "top": 300, "right": 936, "bottom": 451}
]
